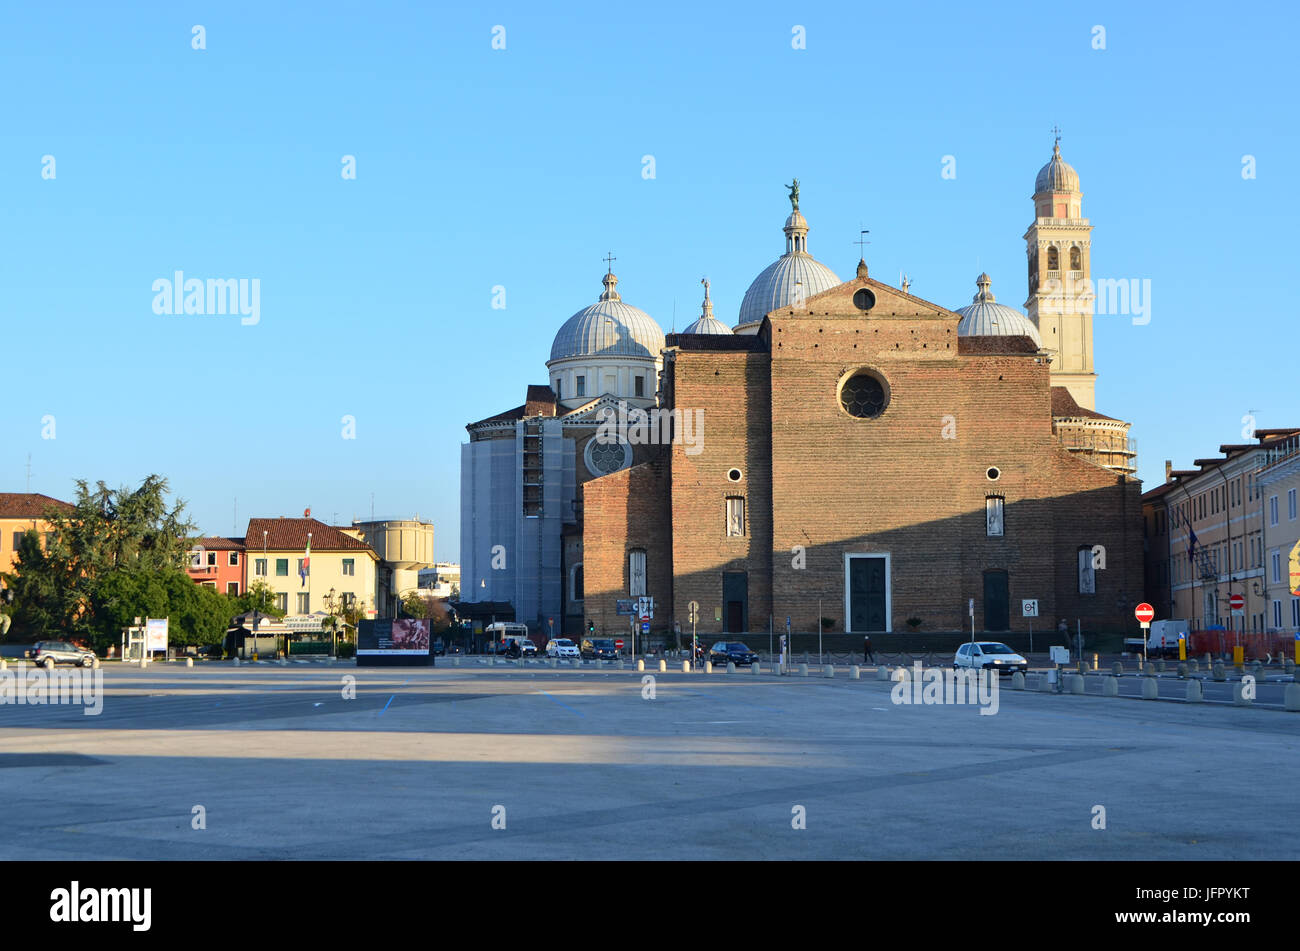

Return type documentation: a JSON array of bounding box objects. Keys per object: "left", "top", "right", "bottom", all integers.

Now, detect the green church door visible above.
[
  {"left": 848, "top": 556, "right": 887, "bottom": 632},
  {"left": 983, "top": 570, "right": 1009, "bottom": 632}
]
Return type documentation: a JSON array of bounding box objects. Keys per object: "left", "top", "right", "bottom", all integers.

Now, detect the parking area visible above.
[{"left": 3, "top": 660, "right": 1299, "bottom": 860}]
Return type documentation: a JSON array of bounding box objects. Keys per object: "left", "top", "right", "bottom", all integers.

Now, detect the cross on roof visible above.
[
  {"left": 855, "top": 229, "right": 870, "bottom": 257},
  {"left": 603, "top": 251, "right": 616, "bottom": 272},
  {"left": 1051, "top": 124, "right": 1062, "bottom": 145}
]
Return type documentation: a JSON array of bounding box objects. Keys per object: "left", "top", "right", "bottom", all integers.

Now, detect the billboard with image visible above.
[{"left": 357, "top": 618, "right": 430, "bottom": 656}]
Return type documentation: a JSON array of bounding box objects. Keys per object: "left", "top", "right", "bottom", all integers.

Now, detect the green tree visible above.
[{"left": 401, "top": 591, "right": 429, "bottom": 618}]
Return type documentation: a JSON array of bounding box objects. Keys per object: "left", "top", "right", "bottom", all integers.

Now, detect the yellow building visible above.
[
  {"left": 0, "top": 493, "right": 74, "bottom": 578},
  {"left": 244, "top": 517, "right": 379, "bottom": 618}
]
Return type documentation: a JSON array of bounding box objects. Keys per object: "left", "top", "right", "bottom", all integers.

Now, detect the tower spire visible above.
[{"left": 700, "top": 277, "right": 713, "bottom": 320}]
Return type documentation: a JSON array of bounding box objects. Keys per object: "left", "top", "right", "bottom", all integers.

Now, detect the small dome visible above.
[
  {"left": 1035, "top": 140, "right": 1080, "bottom": 194},
  {"left": 681, "top": 278, "right": 733, "bottom": 335},
  {"left": 549, "top": 271, "right": 665, "bottom": 361},
  {"left": 954, "top": 274, "right": 1042, "bottom": 347}
]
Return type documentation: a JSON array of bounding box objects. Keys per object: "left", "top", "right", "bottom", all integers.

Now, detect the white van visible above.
[{"left": 1147, "top": 619, "right": 1190, "bottom": 656}]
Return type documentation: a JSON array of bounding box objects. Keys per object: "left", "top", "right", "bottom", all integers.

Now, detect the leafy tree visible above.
[
  {"left": 401, "top": 591, "right": 429, "bottom": 618},
  {"left": 232, "top": 581, "right": 284, "bottom": 618}
]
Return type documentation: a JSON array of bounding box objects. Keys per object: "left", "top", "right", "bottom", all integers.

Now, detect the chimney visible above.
[{"left": 1164, "top": 459, "right": 1173, "bottom": 483}]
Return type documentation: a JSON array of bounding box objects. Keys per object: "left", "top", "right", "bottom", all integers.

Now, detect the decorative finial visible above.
[
  {"left": 599, "top": 258, "right": 620, "bottom": 302},
  {"left": 974, "top": 273, "right": 994, "bottom": 302},
  {"left": 700, "top": 277, "right": 713, "bottom": 320},
  {"left": 786, "top": 178, "right": 800, "bottom": 211},
  {"left": 1050, "top": 124, "right": 1062, "bottom": 153}
]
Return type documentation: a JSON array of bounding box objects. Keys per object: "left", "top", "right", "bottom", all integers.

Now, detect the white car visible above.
[
  {"left": 546, "top": 638, "right": 580, "bottom": 659},
  {"left": 954, "top": 641, "right": 1028, "bottom": 675}
]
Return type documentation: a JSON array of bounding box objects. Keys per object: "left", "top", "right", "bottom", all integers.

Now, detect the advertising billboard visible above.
[
  {"left": 145, "top": 618, "right": 169, "bottom": 652},
  {"left": 357, "top": 618, "right": 430, "bottom": 656}
]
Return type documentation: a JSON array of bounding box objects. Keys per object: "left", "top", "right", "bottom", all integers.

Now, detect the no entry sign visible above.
[
  {"left": 1229, "top": 593, "right": 1245, "bottom": 612},
  {"left": 1134, "top": 603, "right": 1155, "bottom": 624}
]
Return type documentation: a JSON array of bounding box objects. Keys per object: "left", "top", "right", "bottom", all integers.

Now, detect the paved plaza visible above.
[{"left": 4, "top": 660, "right": 1298, "bottom": 860}]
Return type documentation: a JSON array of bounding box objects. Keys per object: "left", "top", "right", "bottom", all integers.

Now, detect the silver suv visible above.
[{"left": 31, "top": 640, "right": 96, "bottom": 669}]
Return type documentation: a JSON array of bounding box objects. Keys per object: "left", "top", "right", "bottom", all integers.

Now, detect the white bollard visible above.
[
  {"left": 823, "top": 665, "right": 834, "bottom": 678},
  {"left": 548, "top": 657, "right": 556, "bottom": 668},
  {"left": 752, "top": 661, "right": 761, "bottom": 675},
  {"left": 727, "top": 661, "right": 736, "bottom": 674},
  {"left": 0, "top": 659, "right": 6, "bottom": 671},
  {"left": 1102, "top": 676, "right": 1118, "bottom": 696},
  {"left": 1011, "top": 671, "right": 1025, "bottom": 690},
  {"left": 1141, "top": 677, "right": 1159, "bottom": 700},
  {"left": 1233, "top": 682, "right": 1253, "bottom": 706},
  {"left": 704, "top": 661, "right": 713, "bottom": 674},
  {"left": 636, "top": 659, "right": 644, "bottom": 672},
  {"left": 849, "top": 665, "right": 860, "bottom": 680},
  {"left": 1067, "top": 674, "right": 1084, "bottom": 694},
  {"left": 658, "top": 659, "right": 666, "bottom": 672},
  {"left": 185, "top": 657, "right": 194, "bottom": 668},
  {"left": 876, "top": 665, "right": 890, "bottom": 681},
  {"left": 232, "top": 656, "right": 240, "bottom": 666},
  {"left": 799, "top": 663, "right": 809, "bottom": 677},
  {"left": 1186, "top": 679, "right": 1203, "bottom": 703},
  {"left": 682, "top": 660, "right": 691, "bottom": 673},
  {"left": 774, "top": 662, "right": 784, "bottom": 677},
  {"left": 1284, "top": 683, "right": 1300, "bottom": 712}
]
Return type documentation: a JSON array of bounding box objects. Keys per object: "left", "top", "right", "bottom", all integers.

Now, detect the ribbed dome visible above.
[
  {"left": 682, "top": 278, "right": 734, "bottom": 335},
  {"left": 1035, "top": 141, "right": 1080, "bottom": 194},
  {"left": 737, "top": 195, "right": 840, "bottom": 328},
  {"left": 549, "top": 271, "right": 666, "bottom": 361},
  {"left": 954, "top": 274, "right": 1042, "bottom": 347}
]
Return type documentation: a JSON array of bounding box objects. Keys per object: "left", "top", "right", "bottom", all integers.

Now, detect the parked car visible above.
[
  {"left": 31, "top": 640, "right": 96, "bottom": 668},
  {"left": 196, "top": 643, "right": 224, "bottom": 659},
  {"left": 954, "top": 641, "right": 1028, "bottom": 675},
  {"left": 707, "top": 641, "right": 758, "bottom": 666},
  {"left": 432, "top": 638, "right": 446, "bottom": 656},
  {"left": 546, "top": 638, "right": 580, "bottom": 659},
  {"left": 581, "top": 638, "right": 619, "bottom": 661}
]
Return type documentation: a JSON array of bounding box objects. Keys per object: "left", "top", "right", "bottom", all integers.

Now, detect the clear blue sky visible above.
[{"left": 2, "top": 1, "right": 1294, "bottom": 561}]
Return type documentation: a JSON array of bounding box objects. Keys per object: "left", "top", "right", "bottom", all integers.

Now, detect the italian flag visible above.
[{"left": 300, "top": 536, "right": 311, "bottom": 587}]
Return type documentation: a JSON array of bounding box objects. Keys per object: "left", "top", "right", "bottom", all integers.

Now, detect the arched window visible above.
[
  {"left": 1070, "top": 246, "right": 1082, "bottom": 271},
  {"left": 1046, "top": 246, "right": 1059, "bottom": 271}
]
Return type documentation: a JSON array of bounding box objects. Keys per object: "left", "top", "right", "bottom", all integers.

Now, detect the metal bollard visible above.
[
  {"left": 1186, "top": 679, "right": 1203, "bottom": 703},
  {"left": 849, "top": 665, "right": 860, "bottom": 680},
  {"left": 1102, "top": 676, "right": 1119, "bottom": 697},
  {"left": 1010, "top": 671, "right": 1025, "bottom": 690},
  {"left": 1141, "top": 677, "right": 1159, "bottom": 700},
  {"left": 823, "top": 665, "right": 834, "bottom": 678}
]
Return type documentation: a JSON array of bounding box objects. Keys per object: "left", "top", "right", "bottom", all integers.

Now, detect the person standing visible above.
[{"left": 863, "top": 634, "right": 875, "bottom": 664}]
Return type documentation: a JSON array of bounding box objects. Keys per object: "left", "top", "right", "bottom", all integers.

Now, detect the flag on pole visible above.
[
  {"left": 1187, "top": 527, "right": 1198, "bottom": 565},
  {"left": 300, "top": 535, "right": 311, "bottom": 587}
]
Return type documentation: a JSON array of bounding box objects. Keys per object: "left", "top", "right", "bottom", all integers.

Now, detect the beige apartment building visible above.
[
  {"left": 245, "top": 517, "right": 379, "bottom": 619},
  {"left": 1143, "top": 428, "right": 1300, "bottom": 635}
]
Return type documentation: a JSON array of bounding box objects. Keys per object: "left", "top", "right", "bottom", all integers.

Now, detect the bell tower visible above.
[{"left": 1025, "top": 135, "right": 1096, "bottom": 409}]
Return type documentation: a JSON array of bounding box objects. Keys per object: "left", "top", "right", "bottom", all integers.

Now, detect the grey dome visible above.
[
  {"left": 954, "top": 274, "right": 1042, "bottom": 347},
  {"left": 1035, "top": 141, "right": 1080, "bottom": 194},
  {"left": 549, "top": 271, "right": 666, "bottom": 361},
  {"left": 681, "top": 278, "right": 733, "bottom": 335},
  {"left": 737, "top": 191, "right": 841, "bottom": 328}
]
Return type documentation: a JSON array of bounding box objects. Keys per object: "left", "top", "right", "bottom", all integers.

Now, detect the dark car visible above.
[
  {"left": 581, "top": 638, "right": 619, "bottom": 661},
  {"left": 196, "top": 643, "right": 224, "bottom": 659},
  {"left": 432, "top": 638, "right": 446, "bottom": 656},
  {"left": 708, "top": 641, "right": 758, "bottom": 666},
  {"left": 31, "top": 640, "right": 96, "bottom": 668}
]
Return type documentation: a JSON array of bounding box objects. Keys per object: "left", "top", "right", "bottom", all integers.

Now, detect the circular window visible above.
[
  {"left": 853, "top": 288, "right": 876, "bottom": 311},
  {"left": 839, "top": 370, "right": 889, "bottom": 418},
  {"left": 986, "top": 467, "right": 1001, "bottom": 481},
  {"left": 727, "top": 468, "right": 743, "bottom": 482},
  {"left": 584, "top": 438, "right": 632, "bottom": 476}
]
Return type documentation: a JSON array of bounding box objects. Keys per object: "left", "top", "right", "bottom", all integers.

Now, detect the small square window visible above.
[
  {"left": 276, "top": 559, "right": 289, "bottom": 577},
  {"left": 255, "top": 558, "right": 267, "bottom": 577},
  {"left": 342, "top": 559, "right": 355, "bottom": 577},
  {"left": 229, "top": 552, "right": 239, "bottom": 566}
]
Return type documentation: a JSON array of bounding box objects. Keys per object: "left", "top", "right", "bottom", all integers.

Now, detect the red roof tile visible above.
[
  {"left": 1051, "top": 387, "right": 1120, "bottom": 422},
  {"left": 0, "top": 493, "right": 75, "bottom": 519},
  {"left": 244, "top": 518, "right": 376, "bottom": 554}
]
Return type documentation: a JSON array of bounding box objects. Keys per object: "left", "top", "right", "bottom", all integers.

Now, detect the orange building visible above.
[{"left": 0, "top": 493, "right": 75, "bottom": 579}]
